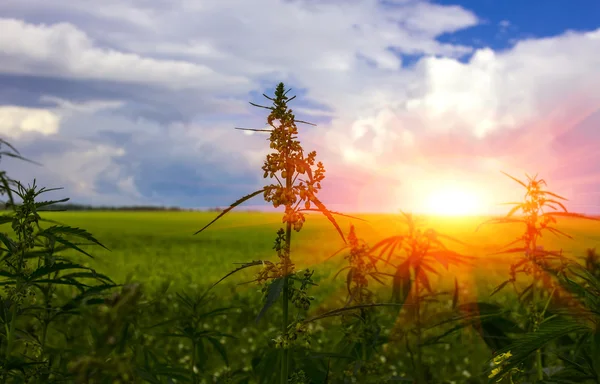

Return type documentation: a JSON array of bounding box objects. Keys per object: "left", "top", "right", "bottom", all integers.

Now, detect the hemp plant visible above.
[
  {"left": 195, "top": 83, "right": 350, "bottom": 383},
  {"left": 369, "top": 211, "right": 471, "bottom": 384},
  {"left": 0, "top": 139, "right": 116, "bottom": 382},
  {"left": 477, "top": 172, "right": 599, "bottom": 382},
  {"left": 485, "top": 262, "right": 600, "bottom": 384},
  {"left": 329, "top": 225, "right": 391, "bottom": 382}
]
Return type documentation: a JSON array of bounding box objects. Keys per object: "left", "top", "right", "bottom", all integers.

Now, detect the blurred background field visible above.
[
  {"left": 29, "top": 211, "right": 600, "bottom": 301},
  {"left": 0, "top": 209, "right": 598, "bottom": 382}
]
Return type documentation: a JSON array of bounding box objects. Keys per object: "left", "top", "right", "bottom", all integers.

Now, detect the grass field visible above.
[
  {"left": 36, "top": 210, "right": 600, "bottom": 298},
  {"left": 2, "top": 209, "right": 599, "bottom": 383}
]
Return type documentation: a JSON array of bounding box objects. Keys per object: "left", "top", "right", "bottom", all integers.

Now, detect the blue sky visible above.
[
  {"left": 0, "top": 0, "right": 599, "bottom": 214},
  {"left": 436, "top": 0, "right": 600, "bottom": 49}
]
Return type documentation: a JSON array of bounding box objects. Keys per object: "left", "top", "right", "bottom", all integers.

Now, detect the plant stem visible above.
[
  {"left": 281, "top": 221, "right": 292, "bottom": 383},
  {"left": 361, "top": 309, "right": 367, "bottom": 363},
  {"left": 5, "top": 242, "right": 25, "bottom": 363},
  {"left": 192, "top": 341, "right": 198, "bottom": 384},
  {"left": 414, "top": 272, "right": 426, "bottom": 384},
  {"left": 540, "top": 286, "right": 556, "bottom": 318},
  {"left": 530, "top": 251, "right": 544, "bottom": 383},
  {"left": 534, "top": 286, "right": 556, "bottom": 382},
  {"left": 281, "top": 165, "right": 293, "bottom": 384}
]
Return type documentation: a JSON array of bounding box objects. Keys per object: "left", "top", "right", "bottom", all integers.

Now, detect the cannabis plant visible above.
[
  {"left": 0, "top": 139, "right": 120, "bottom": 382},
  {"left": 477, "top": 172, "right": 599, "bottom": 382},
  {"left": 368, "top": 211, "right": 471, "bottom": 383},
  {"left": 195, "top": 82, "right": 351, "bottom": 383},
  {"left": 327, "top": 225, "right": 391, "bottom": 382},
  {"left": 487, "top": 262, "right": 600, "bottom": 383}
]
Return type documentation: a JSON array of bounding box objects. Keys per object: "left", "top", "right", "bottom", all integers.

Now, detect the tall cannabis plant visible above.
[{"left": 195, "top": 82, "right": 349, "bottom": 383}]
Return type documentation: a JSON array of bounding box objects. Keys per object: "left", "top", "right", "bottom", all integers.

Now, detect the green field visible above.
[
  {"left": 2, "top": 209, "right": 599, "bottom": 383},
  {"left": 36, "top": 211, "right": 600, "bottom": 299}
]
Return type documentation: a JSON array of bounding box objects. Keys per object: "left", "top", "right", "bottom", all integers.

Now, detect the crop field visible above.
[
  {"left": 38, "top": 211, "right": 600, "bottom": 291},
  {"left": 13, "top": 210, "right": 596, "bottom": 383}
]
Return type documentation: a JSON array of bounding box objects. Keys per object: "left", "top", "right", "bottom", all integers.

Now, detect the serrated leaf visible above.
[
  {"left": 501, "top": 171, "right": 527, "bottom": 188},
  {"left": 194, "top": 189, "right": 266, "bottom": 234},
  {"left": 207, "top": 336, "right": 230, "bottom": 366},
  {"left": 209, "top": 260, "right": 265, "bottom": 291},
  {"left": 490, "top": 280, "right": 512, "bottom": 297},
  {"left": 256, "top": 277, "right": 284, "bottom": 323},
  {"left": 417, "top": 270, "right": 432, "bottom": 293},
  {"left": 310, "top": 195, "right": 346, "bottom": 243},
  {"left": 37, "top": 225, "right": 109, "bottom": 251},
  {"left": 297, "top": 208, "right": 366, "bottom": 222}
]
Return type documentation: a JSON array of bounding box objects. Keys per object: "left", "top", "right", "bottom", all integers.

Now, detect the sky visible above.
[{"left": 0, "top": 0, "right": 599, "bottom": 215}]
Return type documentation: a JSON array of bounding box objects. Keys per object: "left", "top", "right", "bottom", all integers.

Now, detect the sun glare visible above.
[{"left": 423, "top": 185, "right": 483, "bottom": 216}]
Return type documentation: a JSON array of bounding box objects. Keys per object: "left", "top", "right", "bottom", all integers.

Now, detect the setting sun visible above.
[{"left": 422, "top": 185, "right": 484, "bottom": 216}]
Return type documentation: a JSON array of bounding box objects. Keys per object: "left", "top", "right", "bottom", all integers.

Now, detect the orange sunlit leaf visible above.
[
  {"left": 544, "top": 199, "right": 568, "bottom": 212},
  {"left": 542, "top": 212, "right": 600, "bottom": 220},
  {"left": 505, "top": 204, "right": 524, "bottom": 218},
  {"left": 417, "top": 270, "right": 432, "bottom": 293},
  {"left": 501, "top": 171, "right": 527, "bottom": 188},
  {"left": 540, "top": 190, "right": 568, "bottom": 201},
  {"left": 544, "top": 226, "right": 574, "bottom": 239}
]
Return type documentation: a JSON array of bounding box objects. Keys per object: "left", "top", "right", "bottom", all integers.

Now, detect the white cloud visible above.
[
  {"left": 0, "top": 106, "right": 61, "bottom": 138},
  {"left": 0, "top": 18, "right": 251, "bottom": 91},
  {"left": 0, "top": 1, "right": 599, "bottom": 212}
]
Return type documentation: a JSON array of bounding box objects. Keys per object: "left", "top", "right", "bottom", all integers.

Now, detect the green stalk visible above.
[
  {"left": 413, "top": 269, "right": 426, "bottom": 384},
  {"left": 361, "top": 309, "right": 367, "bottom": 363},
  {"left": 192, "top": 341, "right": 198, "bottom": 384},
  {"left": 534, "top": 286, "right": 556, "bottom": 382},
  {"left": 3, "top": 240, "right": 25, "bottom": 384},
  {"left": 281, "top": 221, "right": 292, "bottom": 383},
  {"left": 5, "top": 240, "right": 25, "bottom": 362},
  {"left": 530, "top": 240, "right": 544, "bottom": 383},
  {"left": 280, "top": 169, "right": 293, "bottom": 384}
]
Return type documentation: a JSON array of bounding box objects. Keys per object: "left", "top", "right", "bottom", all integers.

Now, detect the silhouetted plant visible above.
[
  {"left": 369, "top": 212, "right": 471, "bottom": 383},
  {"left": 487, "top": 262, "right": 600, "bottom": 383},
  {"left": 477, "top": 172, "right": 599, "bottom": 382},
  {"left": 195, "top": 83, "right": 355, "bottom": 383},
  {"left": 326, "top": 225, "right": 391, "bottom": 382}
]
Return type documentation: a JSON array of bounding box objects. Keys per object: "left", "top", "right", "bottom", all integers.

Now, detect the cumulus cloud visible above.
[
  {"left": 0, "top": 106, "right": 60, "bottom": 138},
  {"left": 0, "top": 18, "right": 251, "bottom": 91},
  {"left": 0, "top": 0, "right": 599, "bottom": 213}
]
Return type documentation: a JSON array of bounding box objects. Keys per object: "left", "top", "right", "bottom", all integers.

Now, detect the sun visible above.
[{"left": 422, "top": 185, "right": 484, "bottom": 216}]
